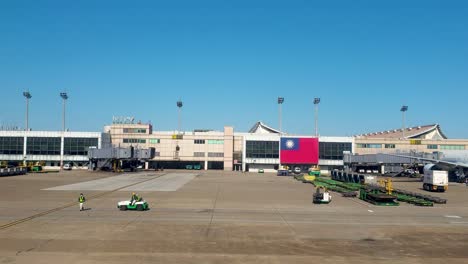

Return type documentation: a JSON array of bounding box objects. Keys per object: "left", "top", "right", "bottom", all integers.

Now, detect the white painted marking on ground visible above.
[
  {"left": 43, "top": 172, "right": 196, "bottom": 192},
  {"left": 368, "top": 210, "right": 374, "bottom": 213},
  {"left": 122, "top": 173, "right": 197, "bottom": 191},
  {"left": 444, "top": 215, "right": 462, "bottom": 219}
]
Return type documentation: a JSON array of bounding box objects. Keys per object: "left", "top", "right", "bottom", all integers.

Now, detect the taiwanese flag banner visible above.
[{"left": 280, "top": 137, "right": 319, "bottom": 164}]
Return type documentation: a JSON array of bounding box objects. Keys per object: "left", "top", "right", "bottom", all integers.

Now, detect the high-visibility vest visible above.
[{"left": 79, "top": 196, "right": 85, "bottom": 203}]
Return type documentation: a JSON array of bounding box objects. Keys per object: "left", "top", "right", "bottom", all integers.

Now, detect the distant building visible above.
[{"left": 354, "top": 124, "right": 468, "bottom": 155}]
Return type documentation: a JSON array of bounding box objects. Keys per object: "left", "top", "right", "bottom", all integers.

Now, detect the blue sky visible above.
[{"left": 1, "top": 0, "right": 467, "bottom": 138}]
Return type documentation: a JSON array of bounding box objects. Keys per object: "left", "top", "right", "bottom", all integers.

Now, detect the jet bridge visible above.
[{"left": 88, "top": 146, "right": 155, "bottom": 171}]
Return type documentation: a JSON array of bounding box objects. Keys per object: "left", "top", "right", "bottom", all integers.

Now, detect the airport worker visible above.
[
  {"left": 78, "top": 193, "right": 86, "bottom": 211},
  {"left": 131, "top": 192, "right": 138, "bottom": 205}
]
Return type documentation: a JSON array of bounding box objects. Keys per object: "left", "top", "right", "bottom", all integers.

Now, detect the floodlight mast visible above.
[
  {"left": 277, "top": 97, "right": 284, "bottom": 135},
  {"left": 23, "top": 91, "right": 32, "bottom": 131},
  {"left": 401, "top": 105, "right": 408, "bottom": 139},
  {"left": 60, "top": 92, "right": 68, "bottom": 169},
  {"left": 177, "top": 100, "right": 183, "bottom": 133},
  {"left": 314, "top": 98, "right": 321, "bottom": 137}
]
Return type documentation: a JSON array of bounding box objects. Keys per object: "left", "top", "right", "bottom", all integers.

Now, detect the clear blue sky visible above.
[{"left": 1, "top": 0, "right": 467, "bottom": 138}]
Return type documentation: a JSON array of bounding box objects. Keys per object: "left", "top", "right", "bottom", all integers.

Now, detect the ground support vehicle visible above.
[
  {"left": 117, "top": 200, "right": 149, "bottom": 211},
  {"left": 313, "top": 187, "right": 331, "bottom": 204},
  {"left": 423, "top": 169, "right": 448, "bottom": 192}
]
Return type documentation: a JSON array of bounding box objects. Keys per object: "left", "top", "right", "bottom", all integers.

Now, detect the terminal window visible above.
[
  {"left": 440, "top": 145, "right": 465, "bottom": 150},
  {"left": 0, "top": 137, "right": 24, "bottom": 155},
  {"left": 319, "top": 142, "right": 352, "bottom": 160},
  {"left": 246, "top": 140, "right": 279, "bottom": 159},
  {"left": 208, "top": 152, "right": 224, "bottom": 157},
  {"left": 356, "top": 143, "right": 382, "bottom": 149},
  {"left": 64, "top": 138, "right": 99, "bottom": 156},
  {"left": 427, "top": 144, "right": 438, "bottom": 149},
  {"left": 207, "top": 140, "right": 224, "bottom": 144},
  {"left": 26, "top": 137, "right": 61, "bottom": 155},
  {"left": 385, "top": 144, "right": 396, "bottom": 149},
  {"left": 149, "top": 139, "right": 160, "bottom": 144},
  {"left": 194, "top": 152, "right": 205, "bottom": 157},
  {"left": 123, "top": 138, "right": 146, "bottom": 144},
  {"left": 123, "top": 128, "right": 147, "bottom": 133},
  {"left": 194, "top": 139, "right": 205, "bottom": 144}
]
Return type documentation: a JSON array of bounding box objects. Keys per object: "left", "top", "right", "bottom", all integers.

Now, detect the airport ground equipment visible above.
[
  {"left": 117, "top": 199, "right": 149, "bottom": 211},
  {"left": 0, "top": 167, "right": 27, "bottom": 176},
  {"left": 313, "top": 186, "right": 331, "bottom": 204},
  {"left": 88, "top": 146, "right": 155, "bottom": 172},
  {"left": 423, "top": 168, "right": 448, "bottom": 192},
  {"left": 308, "top": 166, "right": 320, "bottom": 177},
  {"left": 359, "top": 187, "right": 399, "bottom": 206}
]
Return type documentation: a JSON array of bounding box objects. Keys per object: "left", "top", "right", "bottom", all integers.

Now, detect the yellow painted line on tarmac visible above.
[{"left": 0, "top": 173, "right": 165, "bottom": 231}]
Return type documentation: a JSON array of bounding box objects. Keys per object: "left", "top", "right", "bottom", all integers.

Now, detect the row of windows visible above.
[
  {"left": 319, "top": 142, "right": 352, "bottom": 160},
  {"left": 208, "top": 152, "right": 224, "bottom": 157},
  {"left": 440, "top": 145, "right": 465, "bottom": 150},
  {"left": 149, "top": 139, "right": 160, "bottom": 144},
  {"left": 356, "top": 143, "right": 466, "bottom": 150},
  {"left": 246, "top": 141, "right": 279, "bottom": 159},
  {"left": 0, "top": 137, "right": 24, "bottom": 155},
  {"left": 356, "top": 143, "right": 382, "bottom": 149},
  {"left": 194, "top": 152, "right": 205, "bottom": 157},
  {"left": 123, "top": 128, "right": 147, "bottom": 134},
  {"left": 64, "top": 138, "right": 98, "bottom": 156},
  {"left": 208, "top": 140, "right": 224, "bottom": 144},
  {"left": 194, "top": 139, "right": 205, "bottom": 144},
  {"left": 123, "top": 138, "right": 146, "bottom": 144},
  {"left": 26, "top": 137, "right": 61, "bottom": 155}
]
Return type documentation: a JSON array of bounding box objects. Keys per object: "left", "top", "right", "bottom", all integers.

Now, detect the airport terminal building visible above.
[
  {"left": 0, "top": 130, "right": 109, "bottom": 167},
  {"left": 2, "top": 119, "right": 467, "bottom": 173},
  {"left": 105, "top": 120, "right": 353, "bottom": 173}
]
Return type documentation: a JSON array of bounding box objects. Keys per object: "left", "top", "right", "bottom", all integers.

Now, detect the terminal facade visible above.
[
  {"left": 1, "top": 120, "right": 467, "bottom": 173},
  {"left": 0, "top": 130, "right": 109, "bottom": 168}
]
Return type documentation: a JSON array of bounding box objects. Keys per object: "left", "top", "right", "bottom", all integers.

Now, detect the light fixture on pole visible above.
[
  {"left": 60, "top": 92, "right": 68, "bottom": 132},
  {"left": 176, "top": 99, "right": 183, "bottom": 133},
  {"left": 313, "top": 97, "right": 321, "bottom": 137},
  {"left": 277, "top": 97, "right": 284, "bottom": 135},
  {"left": 400, "top": 105, "right": 408, "bottom": 139},
  {"left": 23, "top": 91, "right": 32, "bottom": 131},
  {"left": 60, "top": 92, "right": 68, "bottom": 169}
]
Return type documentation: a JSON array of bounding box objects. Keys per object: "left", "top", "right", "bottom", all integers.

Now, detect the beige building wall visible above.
[
  {"left": 108, "top": 123, "right": 234, "bottom": 170},
  {"left": 223, "top": 126, "right": 234, "bottom": 171}
]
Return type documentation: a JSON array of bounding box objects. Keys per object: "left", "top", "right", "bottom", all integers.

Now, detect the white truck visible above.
[{"left": 423, "top": 165, "right": 448, "bottom": 192}]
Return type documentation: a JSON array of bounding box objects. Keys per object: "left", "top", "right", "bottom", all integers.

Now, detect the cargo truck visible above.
[{"left": 423, "top": 165, "right": 448, "bottom": 192}]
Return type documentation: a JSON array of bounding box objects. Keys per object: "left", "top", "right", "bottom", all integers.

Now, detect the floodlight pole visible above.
[
  {"left": 401, "top": 105, "right": 408, "bottom": 139},
  {"left": 23, "top": 91, "right": 32, "bottom": 131},
  {"left": 278, "top": 97, "right": 284, "bottom": 135},
  {"left": 314, "top": 98, "right": 321, "bottom": 137},
  {"left": 60, "top": 92, "right": 68, "bottom": 169},
  {"left": 177, "top": 100, "right": 183, "bottom": 133}
]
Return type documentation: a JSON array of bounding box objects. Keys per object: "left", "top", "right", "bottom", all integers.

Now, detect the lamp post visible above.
[
  {"left": 400, "top": 105, "right": 408, "bottom": 139},
  {"left": 60, "top": 92, "right": 68, "bottom": 169},
  {"left": 313, "top": 98, "right": 320, "bottom": 137},
  {"left": 60, "top": 92, "right": 68, "bottom": 132},
  {"left": 23, "top": 91, "right": 32, "bottom": 131},
  {"left": 177, "top": 99, "right": 183, "bottom": 133},
  {"left": 277, "top": 97, "right": 284, "bottom": 135}
]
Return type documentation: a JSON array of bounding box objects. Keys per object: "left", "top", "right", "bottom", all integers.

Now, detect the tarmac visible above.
[{"left": 0, "top": 170, "right": 467, "bottom": 263}]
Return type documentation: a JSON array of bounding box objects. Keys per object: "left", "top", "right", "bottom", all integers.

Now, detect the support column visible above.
[
  {"left": 23, "top": 135, "right": 27, "bottom": 166},
  {"left": 204, "top": 160, "right": 208, "bottom": 170},
  {"left": 60, "top": 134, "right": 64, "bottom": 168}
]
